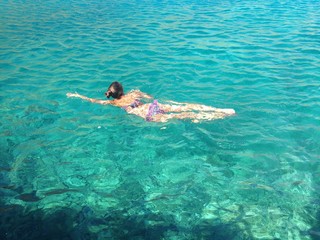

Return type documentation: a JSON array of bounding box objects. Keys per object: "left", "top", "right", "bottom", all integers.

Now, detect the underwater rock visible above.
[
  {"left": 206, "top": 154, "right": 227, "bottom": 167},
  {"left": 222, "top": 169, "right": 235, "bottom": 178},
  {"left": 71, "top": 206, "right": 96, "bottom": 240},
  {"left": 21, "top": 104, "right": 61, "bottom": 129},
  {"left": 64, "top": 175, "right": 87, "bottom": 188},
  {"left": 77, "top": 206, "right": 94, "bottom": 223}
]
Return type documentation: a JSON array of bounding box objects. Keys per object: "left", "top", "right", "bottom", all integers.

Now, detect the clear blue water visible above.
[{"left": 1, "top": 0, "right": 320, "bottom": 239}]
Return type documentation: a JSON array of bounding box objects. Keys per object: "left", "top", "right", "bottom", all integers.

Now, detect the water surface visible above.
[{"left": 1, "top": 0, "right": 320, "bottom": 239}]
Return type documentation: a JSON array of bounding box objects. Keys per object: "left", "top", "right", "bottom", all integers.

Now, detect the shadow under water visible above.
[{"left": 0, "top": 200, "right": 248, "bottom": 240}]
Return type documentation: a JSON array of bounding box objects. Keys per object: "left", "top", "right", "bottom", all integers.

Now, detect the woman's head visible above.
[{"left": 105, "top": 81, "right": 124, "bottom": 99}]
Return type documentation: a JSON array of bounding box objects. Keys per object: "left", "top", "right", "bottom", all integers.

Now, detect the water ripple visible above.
[{"left": 1, "top": 0, "right": 320, "bottom": 239}]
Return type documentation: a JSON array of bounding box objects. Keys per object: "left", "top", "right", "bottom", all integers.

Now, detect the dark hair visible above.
[{"left": 105, "top": 81, "right": 124, "bottom": 99}]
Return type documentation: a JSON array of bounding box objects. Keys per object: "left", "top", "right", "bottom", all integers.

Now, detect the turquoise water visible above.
[{"left": 1, "top": 0, "right": 320, "bottom": 239}]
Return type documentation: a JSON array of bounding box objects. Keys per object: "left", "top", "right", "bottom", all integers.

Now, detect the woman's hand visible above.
[
  {"left": 66, "top": 92, "right": 110, "bottom": 105},
  {"left": 66, "top": 92, "right": 81, "bottom": 98}
]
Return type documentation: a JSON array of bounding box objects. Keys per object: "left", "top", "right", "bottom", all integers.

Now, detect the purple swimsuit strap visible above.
[{"left": 122, "top": 99, "right": 142, "bottom": 110}]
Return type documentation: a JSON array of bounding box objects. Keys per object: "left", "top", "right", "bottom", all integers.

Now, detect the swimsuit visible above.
[
  {"left": 122, "top": 99, "right": 142, "bottom": 110},
  {"left": 146, "top": 100, "right": 165, "bottom": 121},
  {"left": 122, "top": 99, "right": 164, "bottom": 121}
]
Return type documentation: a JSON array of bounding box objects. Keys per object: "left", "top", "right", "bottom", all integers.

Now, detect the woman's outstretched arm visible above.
[{"left": 66, "top": 92, "right": 111, "bottom": 105}]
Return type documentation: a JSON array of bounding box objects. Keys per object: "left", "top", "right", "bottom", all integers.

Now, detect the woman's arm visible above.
[{"left": 66, "top": 92, "right": 111, "bottom": 105}]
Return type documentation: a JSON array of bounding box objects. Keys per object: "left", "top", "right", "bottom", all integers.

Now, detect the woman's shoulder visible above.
[
  {"left": 126, "top": 89, "right": 142, "bottom": 98},
  {"left": 128, "top": 89, "right": 142, "bottom": 94},
  {"left": 113, "top": 92, "right": 139, "bottom": 106},
  {"left": 128, "top": 89, "right": 152, "bottom": 99}
]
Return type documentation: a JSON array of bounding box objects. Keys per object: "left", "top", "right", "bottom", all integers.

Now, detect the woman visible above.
[{"left": 66, "top": 81, "right": 235, "bottom": 123}]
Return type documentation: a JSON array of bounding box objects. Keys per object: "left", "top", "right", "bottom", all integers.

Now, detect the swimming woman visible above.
[{"left": 66, "top": 81, "right": 235, "bottom": 123}]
